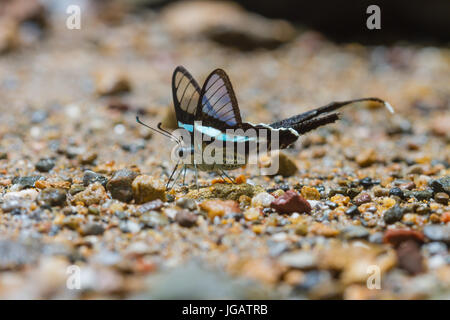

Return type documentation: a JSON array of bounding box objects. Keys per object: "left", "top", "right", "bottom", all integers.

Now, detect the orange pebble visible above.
[
  {"left": 211, "top": 177, "right": 227, "bottom": 184},
  {"left": 235, "top": 174, "right": 247, "bottom": 184},
  {"left": 442, "top": 212, "right": 450, "bottom": 223}
]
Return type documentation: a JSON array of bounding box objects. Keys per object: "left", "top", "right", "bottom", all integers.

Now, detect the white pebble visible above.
[
  {"left": 163, "top": 207, "right": 178, "bottom": 220},
  {"left": 307, "top": 200, "right": 321, "bottom": 209},
  {"left": 4, "top": 189, "right": 39, "bottom": 201},
  {"left": 30, "top": 126, "right": 41, "bottom": 138},
  {"left": 271, "top": 232, "right": 287, "bottom": 242},
  {"left": 251, "top": 192, "right": 275, "bottom": 208},
  {"left": 66, "top": 104, "right": 81, "bottom": 118},
  {"left": 114, "top": 124, "right": 125, "bottom": 135}
]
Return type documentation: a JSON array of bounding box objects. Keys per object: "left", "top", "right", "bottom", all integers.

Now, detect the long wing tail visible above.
[
  {"left": 291, "top": 113, "right": 340, "bottom": 135},
  {"left": 270, "top": 97, "right": 394, "bottom": 134}
]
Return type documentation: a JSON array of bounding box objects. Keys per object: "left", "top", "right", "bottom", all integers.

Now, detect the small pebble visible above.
[
  {"left": 400, "top": 181, "right": 415, "bottom": 190},
  {"left": 4, "top": 188, "right": 39, "bottom": 202},
  {"left": 251, "top": 192, "right": 275, "bottom": 207},
  {"left": 345, "top": 205, "right": 360, "bottom": 217},
  {"left": 423, "top": 225, "right": 450, "bottom": 243},
  {"left": 415, "top": 204, "right": 430, "bottom": 215},
  {"left": 407, "top": 164, "right": 424, "bottom": 175},
  {"left": 325, "top": 200, "right": 338, "bottom": 209},
  {"left": 244, "top": 207, "right": 261, "bottom": 221},
  {"left": 340, "top": 225, "right": 369, "bottom": 239},
  {"left": 35, "top": 158, "right": 55, "bottom": 172},
  {"left": 12, "top": 176, "right": 43, "bottom": 189},
  {"left": 328, "top": 187, "right": 348, "bottom": 197},
  {"left": 37, "top": 188, "right": 66, "bottom": 207},
  {"left": 300, "top": 186, "right": 321, "bottom": 200},
  {"left": 83, "top": 170, "right": 108, "bottom": 187},
  {"left": 199, "top": 199, "right": 241, "bottom": 219},
  {"left": 270, "top": 190, "right": 311, "bottom": 214},
  {"left": 88, "top": 205, "right": 100, "bottom": 215},
  {"left": 95, "top": 68, "right": 131, "bottom": 96},
  {"left": 106, "top": 168, "right": 138, "bottom": 203},
  {"left": 72, "top": 182, "right": 108, "bottom": 205},
  {"left": 368, "top": 232, "right": 384, "bottom": 244},
  {"left": 1, "top": 199, "right": 22, "bottom": 213},
  {"left": 139, "top": 199, "right": 165, "bottom": 213},
  {"left": 176, "top": 198, "right": 197, "bottom": 211},
  {"left": 79, "top": 153, "right": 98, "bottom": 165},
  {"left": 140, "top": 211, "right": 169, "bottom": 228},
  {"left": 356, "top": 148, "right": 376, "bottom": 167},
  {"left": 353, "top": 193, "right": 371, "bottom": 206},
  {"left": 69, "top": 184, "right": 85, "bottom": 195},
  {"left": 65, "top": 146, "right": 84, "bottom": 159},
  {"left": 279, "top": 251, "right": 317, "bottom": 269},
  {"left": 434, "top": 192, "right": 449, "bottom": 205},
  {"left": 132, "top": 175, "right": 166, "bottom": 204},
  {"left": 275, "top": 152, "right": 298, "bottom": 177},
  {"left": 429, "top": 176, "right": 450, "bottom": 195},
  {"left": 81, "top": 223, "right": 105, "bottom": 236},
  {"left": 383, "top": 228, "right": 425, "bottom": 246},
  {"left": 31, "top": 110, "right": 48, "bottom": 123},
  {"left": 347, "top": 187, "right": 361, "bottom": 199},
  {"left": 412, "top": 190, "right": 433, "bottom": 201},
  {"left": 383, "top": 205, "right": 404, "bottom": 224},
  {"left": 119, "top": 220, "right": 140, "bottom": 233},
  {"left": 373, "top": 186, "right": 389, "bottom": 197},
  {"left": 359, "top": 177, "right": 376, "bottom": 188},
  {"left": 175, "top": 210, "right": 197, "bottom": 228},
  {"left": 389, "top": 187, "right": 404, "bottom": 199},
  {"left": 441, "top": 212, "right": 450, "bottom": 223}
]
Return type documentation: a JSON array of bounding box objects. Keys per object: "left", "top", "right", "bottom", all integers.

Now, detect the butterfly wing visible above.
[
  {"left": 172, "top": 66, "right": 202, "bottom": 126},
  {"left": 197, "top": 68, "right": 242, "bottom": 129},
  {"left": 197, "top": 68, "right": 299, "bottom": 149}
]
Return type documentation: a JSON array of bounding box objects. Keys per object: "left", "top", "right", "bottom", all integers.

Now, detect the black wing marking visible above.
[
  {"left": 197, "top": 69, "right": 242, "bottom": 128},
  {"left": 172, "top": 66, "right": 202, "bottom": 125},
  {"left": 291, "top": 113, "right": 340, "bottom": 135}
]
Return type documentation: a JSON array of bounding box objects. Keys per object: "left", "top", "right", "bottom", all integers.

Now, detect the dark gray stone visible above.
[
  {"left": 383, "top": 205, "right": 404, "bottom": 224},
  {"left": 106, "top": 169, "right": 138, "bottom": 202},
  {"left": 35, "top": 158, "right": 55, "bottom": 172},
  {"left": 83, "top": 170, "right": 108, "bottom": 187}
]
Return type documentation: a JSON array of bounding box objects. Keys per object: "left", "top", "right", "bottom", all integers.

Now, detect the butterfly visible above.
[{"left": 137, "top": 66, "right": 394, "bottom": 190}]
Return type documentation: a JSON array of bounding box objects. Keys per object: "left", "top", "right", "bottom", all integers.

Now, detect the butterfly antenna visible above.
[
  {"left": 136, "top": 116, "right": 180, "bottom": 144},
  {"left": 157, "top": 122, "right": 182, "bottom": 144}
]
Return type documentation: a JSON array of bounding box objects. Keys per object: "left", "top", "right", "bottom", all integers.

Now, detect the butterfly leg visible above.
[
  {"left": 194, "top": 162, "right": 199, "bottom": 190},
  {"left": 167, "top": 164, "right": 184, "bottom": 191},
  {"left": 219, "top": 169, "right": 236, "bottom": 184},
  {"left": 182, "top": 165, "right": 187, "bottom": 186},
  {"left": 216, "top": 171, "right": 228, "bottom": 183},
  {"left": 165, "top": 160, "right": 180, "bottom": 190}
]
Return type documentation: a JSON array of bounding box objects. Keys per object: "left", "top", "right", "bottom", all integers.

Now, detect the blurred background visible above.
[{"left": 1, "top": 0, "right": 448, "bottom": 160}]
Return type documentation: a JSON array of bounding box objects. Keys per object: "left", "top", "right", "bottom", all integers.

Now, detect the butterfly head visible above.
[{"left": 174, "top": 144, "right": 194, "bottom": 161}]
